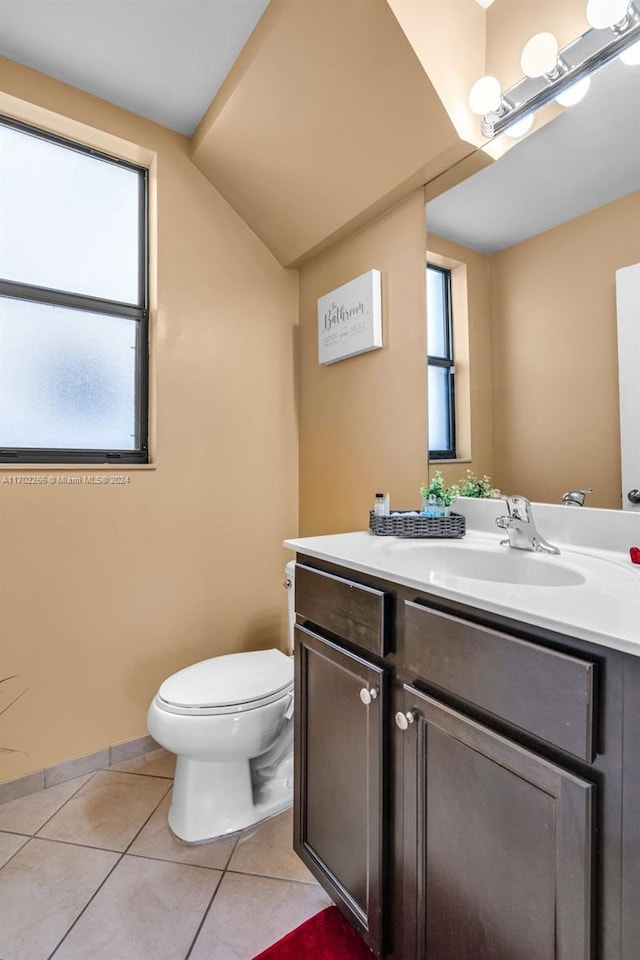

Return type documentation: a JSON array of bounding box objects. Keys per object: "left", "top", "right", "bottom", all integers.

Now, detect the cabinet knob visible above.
[
  {"left": 395, "top": 711, "right": 416, "bottom": 730},
  {"left": 360, "top": 687, "right": 378, "bottom": 706},
  {"left": 628, "top": 489, "right": 640, "bottom": 505}
]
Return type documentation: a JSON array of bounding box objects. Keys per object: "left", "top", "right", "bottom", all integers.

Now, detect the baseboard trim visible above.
[{"left": 0, "top": 735, "right": 160, "bottom": 805}]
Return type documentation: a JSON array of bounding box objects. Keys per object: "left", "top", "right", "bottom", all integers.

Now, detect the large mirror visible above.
[{"left": 425, "top": 57, "right": 640, "bottom": 510}]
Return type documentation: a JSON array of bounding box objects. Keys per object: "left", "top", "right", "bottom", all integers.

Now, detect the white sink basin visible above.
[
  {"left": 285, "top": 529, "right": 640, "bottom": 655},
  {"left": 382, "top": 542, "right": 586, "bottom": 587}
]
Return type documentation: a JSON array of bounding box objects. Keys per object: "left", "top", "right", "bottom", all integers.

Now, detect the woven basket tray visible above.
[{"left": 369, "top": 510, "right": 466, "bottom": 539}]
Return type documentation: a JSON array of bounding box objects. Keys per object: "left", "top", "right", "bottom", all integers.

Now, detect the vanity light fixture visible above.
[
  {"left": 620, "top": 37, "right": 640, "bottom": 62},
  {"left": 554, "top": 75, "right": 592, "bottom": 106},
  {"left": 468, "top": 75, "right": 502, "bottom": 115},
  {"left": 586, "top": 0, "right": 630, "bottom": 30},
  {"left": 505, "top": 113, "right": 534, "bottom": 138},
  {"left": 471, "top": 0, "right": 640, "bottom": 138},
  {"left": 520, "top": 33, "right": 560, "bottom": 78}
]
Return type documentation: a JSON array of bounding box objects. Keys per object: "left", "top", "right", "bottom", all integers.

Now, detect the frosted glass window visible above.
[
  {"left": 0, "top": 297, "right": 138, "bottom": 450},
  {"left": 0, "top": 125, "right": 142, "bottom": 304},
  {"left": 0, "top": 118, "right": 147, "bottom": 463},
  {"left": 427, "top": 267, "right": 448, "bottom": 358},
  {"left": 428, "top": 366, "right": 452, "bottom": 454}
]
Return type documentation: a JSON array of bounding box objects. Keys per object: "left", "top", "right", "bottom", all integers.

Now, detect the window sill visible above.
[
  {"left": 428, "top": 457, "right": 472, "bottom": 465},
  {"left": 0, "top": 463, "right": 157, "bottom": 471}
]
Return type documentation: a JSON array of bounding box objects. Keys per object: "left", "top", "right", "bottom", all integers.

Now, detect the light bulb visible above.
[
  {"left": 505, "top": 114, "right": 534, "bottom": 138},
  {"left": 555, "top": 75, "right": 591, "bottom": 106},
  {"left": 469, "top": 76, "right": 502, "bottom": 115},
  {"left": 620, "top": 39, "right": 640, "bottom": 64},
  {"left": 520, "top": 33, "right": 559, "bottom": 78},
  {"left": 586, "top": 0, "right": 629, "bottom": 30}
]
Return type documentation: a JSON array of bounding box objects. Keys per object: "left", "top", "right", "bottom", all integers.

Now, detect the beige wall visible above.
[
  {"left": 387, "top": 0, "right": 486, "bottom": 147},
  {"left": 0, "top": 59, "right": 299, "bottom": 782},
  {"left": 298, "top": 191, "right": 428, "bottom": 535},
  {"left": 491, "top": 192, "right": 640, "bottom": 509}
]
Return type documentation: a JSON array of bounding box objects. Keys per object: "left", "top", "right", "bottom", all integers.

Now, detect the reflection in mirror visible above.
[{"left": 425, "top": 58, "right": 640, "bottom": 510}]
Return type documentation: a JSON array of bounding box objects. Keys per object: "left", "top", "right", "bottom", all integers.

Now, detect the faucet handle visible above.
[
  {"left": 497, "top": 494, "right": 560, "bottom": 554},
  {"left": 502, "top": 494, "right": 533, "bottom": 523},
  {"left": 561, "top": 488, "right": 593, "bottom": 507}
]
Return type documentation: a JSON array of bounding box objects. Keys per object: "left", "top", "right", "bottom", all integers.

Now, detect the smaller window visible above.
[{"left": 426, "top": 264, "right": 456, "bottom": 459}]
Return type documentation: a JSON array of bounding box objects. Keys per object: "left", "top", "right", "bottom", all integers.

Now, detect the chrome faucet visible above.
[
  {"left": 496, "top": 495, "right": 560, "bottom": 554},
  {"left": 561, "top": 488, "right": 593, "bottom": 507}
]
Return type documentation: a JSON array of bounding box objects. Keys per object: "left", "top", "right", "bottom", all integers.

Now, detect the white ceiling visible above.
[
  {"left": 427, "top": 58, "right": 640, "bottom": 254},
  {"left": 0, "top": 0, "right": 269, "bottom": 135}
]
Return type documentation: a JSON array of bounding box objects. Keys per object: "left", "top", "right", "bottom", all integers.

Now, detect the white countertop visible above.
[{"left": 284, "top": 528, "right": 640, "bottom": 657}]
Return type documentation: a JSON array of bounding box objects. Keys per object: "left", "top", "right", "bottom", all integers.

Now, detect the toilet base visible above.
[{"left": 168, "top": 755, "right": 293, "bottom": 843}]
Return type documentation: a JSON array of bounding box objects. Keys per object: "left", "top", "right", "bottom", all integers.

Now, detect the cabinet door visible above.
[
  {"left": 399, "top": 684, "right": 594, "bottom": 960},
  {"left": 294, "top": 624, "right": 386, "bottom": 957}
]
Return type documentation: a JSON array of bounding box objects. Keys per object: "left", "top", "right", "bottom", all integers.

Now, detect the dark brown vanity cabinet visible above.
[
  {"left": 292, "top": 557, "right": 638, "bottom": 960},
  {"left": 293, "top": 564, "right": 388, "bottom": 957},
  {"left": 398, "top": 685, "right": 594, "bottom": 960},
  {"left": 398, "top": 601, "right": 599, "bottom": 960}
]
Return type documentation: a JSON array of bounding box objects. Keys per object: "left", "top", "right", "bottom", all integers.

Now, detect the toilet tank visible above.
[{"left": 284, "top": 560, "right": 296, "bottom": 654}]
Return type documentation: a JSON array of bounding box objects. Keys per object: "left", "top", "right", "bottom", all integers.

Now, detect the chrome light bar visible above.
[{"left": 482, "top": 12, "right": 640, "bottom": 138}]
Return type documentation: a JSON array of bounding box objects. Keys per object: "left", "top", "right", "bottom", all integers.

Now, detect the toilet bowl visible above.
[{"left": 147, "top": 562, "right": 296, "bottom": 843}]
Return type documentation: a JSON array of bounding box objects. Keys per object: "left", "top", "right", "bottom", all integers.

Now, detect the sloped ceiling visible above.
[{"left": 192, "top": 0, "right": 477, "bottom": 267}]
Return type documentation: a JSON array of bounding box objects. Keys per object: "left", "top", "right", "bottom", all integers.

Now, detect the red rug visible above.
[{"left": 251, "top": 906, "right": 376, "bottom": 960}]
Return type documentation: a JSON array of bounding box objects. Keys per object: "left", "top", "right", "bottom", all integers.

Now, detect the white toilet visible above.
[{"left": 147, "top": 561, "right": 296, "bottom": 843}]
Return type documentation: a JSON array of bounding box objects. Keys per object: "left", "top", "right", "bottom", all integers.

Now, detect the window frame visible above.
[
  {"left": 426, "top": 263, "right": 456, "bottom": 461},
  {"left": 0, "top": 116, "right": 149, "bottom": 465}
]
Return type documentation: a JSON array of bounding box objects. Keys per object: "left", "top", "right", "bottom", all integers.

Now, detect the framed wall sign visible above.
[{"left": 317, "top": 269, "right": 382, "bottom": 365}]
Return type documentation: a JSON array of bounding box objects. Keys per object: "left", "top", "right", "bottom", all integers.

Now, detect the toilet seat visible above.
[{"left": 156, "top": 648, "right": 293, "bottom": 717}]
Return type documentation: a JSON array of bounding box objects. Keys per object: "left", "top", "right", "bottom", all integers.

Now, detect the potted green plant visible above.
[
  {"left": 456, "top": 470, "right": 496, "bottom": 499},
  {"left": 420, "top": 470, "right": 459, "bottom": 515},
  {"left": 420, "top": 469, "right": 498, "bottom": 517}
]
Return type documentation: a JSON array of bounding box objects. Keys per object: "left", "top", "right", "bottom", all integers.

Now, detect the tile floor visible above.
[{"left": 0, "top": 749, "right": 332, "bottom": 960}]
